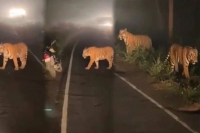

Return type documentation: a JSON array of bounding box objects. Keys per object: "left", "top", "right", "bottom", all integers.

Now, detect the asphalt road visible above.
[
  {"left": 64, "top": 32, "right": 198, "bottom": 133},
  {"left": 0, "top": 27, "right": 198, "bottom": 133},
  {"left": 0, "top": 40, "right": 48, "bottom": 133}
]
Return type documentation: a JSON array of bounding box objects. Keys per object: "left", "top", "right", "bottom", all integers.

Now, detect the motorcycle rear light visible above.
[{"left": 44, "top": 54, "right": 50, "bottom": 59}]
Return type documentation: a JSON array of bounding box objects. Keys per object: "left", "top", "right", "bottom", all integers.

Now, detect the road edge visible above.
[
  {"left": 61, "top": 40, "right": 79, "bottom": 133},
  {"left": 114, "top": 73, "right": 199, "bottom": 133}
]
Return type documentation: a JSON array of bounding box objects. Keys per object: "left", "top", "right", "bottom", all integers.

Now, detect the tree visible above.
[{"left": 168, "top": 0, "right": 173, "bottom": 45}]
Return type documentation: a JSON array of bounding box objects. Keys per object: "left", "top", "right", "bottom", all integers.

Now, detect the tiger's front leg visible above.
[
  {"left": 174, "top": 63, "right": 179, "bottom": 72},
  {"left": 126, "top": 46, "right": 131, "bottom": 54},
  {"left": 85, "top": 59, "right": 94, "bottom": 70},
  {"left": 0, "top": 56, "right": 8, "bottom": 70},
  {"left": 94, "top": 60, "right": 99, "bottom": 69},
  {"left": 183, "top": 65, "right": 190, "bottom": 78}
]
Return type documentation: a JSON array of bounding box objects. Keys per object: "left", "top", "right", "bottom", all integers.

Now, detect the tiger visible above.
[
  {"left": 118, "top": 28, "right": 153, "bottom": 54},
  {"left": 164, "top": 43, "right": 198, "bottom": 78},
  {"left": 0, "top": 42, "right": 28, "bottom": 70},
  {"left": 82, "top": 46, "right": 114, "bottom": 70}
]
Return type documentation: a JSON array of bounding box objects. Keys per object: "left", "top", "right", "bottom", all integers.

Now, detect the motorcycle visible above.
[{"left": 43, "top": 40, "right": 62, "bottom": 78}]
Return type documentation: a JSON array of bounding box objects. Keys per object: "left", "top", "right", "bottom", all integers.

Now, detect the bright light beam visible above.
[
  {"left": 9, "top": 8, "right": 26, "bottom": 18},
  {"left": 99, "top": 22, "right": 113, "bottom": 27}
]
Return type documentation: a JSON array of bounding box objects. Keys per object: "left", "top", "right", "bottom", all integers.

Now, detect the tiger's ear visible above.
[{"left": 124, "top": 28, "right": 127, "bottom": 31}]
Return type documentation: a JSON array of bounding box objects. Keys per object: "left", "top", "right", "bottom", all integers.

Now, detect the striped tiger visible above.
[
  {"left": 0, "top": 42, "right": 28, "bottom": 70},
  {"left": 82, "top": 46, "right": 114, "bottom": 70},
  {"left": 118, "top": 28, "right": 153, "bottom": 54},
  {"left": 164, "top": 43, "right": 198, "bottom": 78}
]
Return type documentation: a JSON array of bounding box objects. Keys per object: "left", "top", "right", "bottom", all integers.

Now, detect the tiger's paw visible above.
[
  {"left": 106, "top": 67, "right": 112, "bottom": 69},
  {"left": 14, "top": 67, "right": 19, "bottom": 70},
  {"left": 19, "top": 66, "right": 25, "bottom": 69},
  {"left": 0, "top": 67, "right": 5, "bottom": 70},
  {"left": 94, "top": 67, "right": 99, "bottom": 69},
  {"left": 85, "top": 67, "right": 90, "bottom": 70}
]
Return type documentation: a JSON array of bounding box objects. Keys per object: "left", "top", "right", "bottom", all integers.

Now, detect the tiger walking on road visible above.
[
  {"left": 0, "top": 42, "right": 28, "bottom": 70},
  {"left": 82, "top": 46, "right": 114, "bottom": 70}
]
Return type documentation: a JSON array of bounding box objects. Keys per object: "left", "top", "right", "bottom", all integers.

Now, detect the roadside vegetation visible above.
[{"left": 114, "top": 43, "right": 200, "bottom": 104}]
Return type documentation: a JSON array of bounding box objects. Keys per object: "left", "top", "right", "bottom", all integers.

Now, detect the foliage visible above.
[
  {"left": 114, "top": 43, "right": 125, "bottom": 57},
  {"left": 124, "top": 47, "right": 150, "bottom": 65},
  {"left": 117, "top": 45, "right": 200, "bottom": 103}
]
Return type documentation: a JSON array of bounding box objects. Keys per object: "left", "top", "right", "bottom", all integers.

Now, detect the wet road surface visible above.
[{"left": 64, "top": 33, "right": 198, "bottom": 133}]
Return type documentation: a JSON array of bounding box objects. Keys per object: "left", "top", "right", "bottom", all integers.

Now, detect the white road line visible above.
[
  {"left": 61, "top": 40, "right": 79, "bottom": 133},
  {"left": 114, "top": 73, "right": 199, "bottom": 133}
]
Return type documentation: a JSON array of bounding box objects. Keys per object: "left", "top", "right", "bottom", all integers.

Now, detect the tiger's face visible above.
[
  {"left": 0, "top": 44, "right": 4, "bottom": 55},
  {"left": 188, "top": 48, "right": 198, "bottom": 64},
  {"left": 118, "top": 28, "right": 127, "bottom": 40},
  {"left": 82, "top": 48, "right": 90, "bottom": 59}
]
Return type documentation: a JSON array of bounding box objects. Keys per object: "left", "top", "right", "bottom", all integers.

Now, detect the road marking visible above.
[
  {"left": 61, "top": 40, "right": 79, "bottom": 133},
  {"left": 114, "top": 73, "right": 199, "bottom": 133}
]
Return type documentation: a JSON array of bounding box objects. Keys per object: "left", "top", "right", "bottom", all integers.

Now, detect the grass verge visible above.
[{"left": 114, "top": 43, "right": 200, "bottom": 104}]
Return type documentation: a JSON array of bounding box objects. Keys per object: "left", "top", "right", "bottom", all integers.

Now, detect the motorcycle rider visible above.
[{"left": 43, "top": 40, "right": 60, "bottom": 65}]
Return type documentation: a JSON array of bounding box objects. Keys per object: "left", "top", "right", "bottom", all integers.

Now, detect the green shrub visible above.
[
  {"left": 124, "top": 47, "right": 150, "bottom": 65},
  {"left": 147, "top": 55, "right": 163, "bottom": 76},
  {"left": 181, "top": 86, "right": 200, "bottom": 103},
  {"left": 117, "top": 45, "right": 200, "bottom": 104},
  {"left": 114, "top": 43, "right": 125, "bottom": 57}
]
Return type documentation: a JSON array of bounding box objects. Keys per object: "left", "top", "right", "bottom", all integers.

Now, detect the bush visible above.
[
  {"left": 116, "top": 45, "right": 200, "bottom": 104},
  {"left": 181, "top": 86, "right": 200, "bottom": 103},
  {"left": 124, "top": 47, "right": 150, "bottom": 65}
]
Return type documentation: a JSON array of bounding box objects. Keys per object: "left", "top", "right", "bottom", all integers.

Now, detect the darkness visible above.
[
  {"left": 0, "top": 0, "right": 199, "bottom": 133},
  {"left": 0, "top": 0, "right": 198, "bottom": 47}
]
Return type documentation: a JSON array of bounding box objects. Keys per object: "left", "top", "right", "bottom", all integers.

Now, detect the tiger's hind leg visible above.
[
  {"left": 13, "top": 57, "right": 19, "bottom": 70},
  {"left": 0, "top": 56, "right": 8, "bottom": 70},
  {"left": 19, "top": 55, "right": 27, "bottom": 69},
  {"left": 106, "top": 58, "right": 113, "bottom": 69}
]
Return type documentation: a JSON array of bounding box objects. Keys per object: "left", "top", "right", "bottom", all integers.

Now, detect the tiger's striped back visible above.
[{"left": 118, "top": 28, "right": 153, "bottom": 54}]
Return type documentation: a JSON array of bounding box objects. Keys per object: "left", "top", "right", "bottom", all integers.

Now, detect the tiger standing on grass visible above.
[
  {"left": 118, "top": 28, "right": 153, "bottom": 54},
  {"left": 0, "top": 42, "right": 28, "bottom": 70},
  {"left": 164, "top": 43, "right": 198, "bottom": 78},
  {"left": 82, "top": 46, "right": 114, "bottom": 70}
]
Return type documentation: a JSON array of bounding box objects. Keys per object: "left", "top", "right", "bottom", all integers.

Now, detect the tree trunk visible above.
[
  {"left": 155, "top": 0, "right": 163, "bottom": 31},
  {"left": 195, "top": 0, "right": 200, "bottom": 48},
  {"left": 198, "top": 1, "right": 200, "bottom": 42},
  {"left": 168, "top": 0, "right": 173, "bottom": 45}
]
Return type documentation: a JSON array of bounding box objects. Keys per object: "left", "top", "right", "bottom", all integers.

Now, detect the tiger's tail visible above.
[
  {"left": 25, "top": 47, "right": 28, "bottom": 61},
  {"left": 164, "top": 51, "right": 170, "bottom": 63},
  {"left": 111, "top": 54, "right": 116, "bottom": 65}
]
